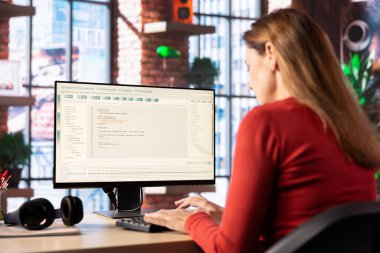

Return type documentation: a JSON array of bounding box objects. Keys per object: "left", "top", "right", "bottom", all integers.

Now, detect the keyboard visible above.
[{"left": 116, "top": 216, "right": 171, "bottom": 233}]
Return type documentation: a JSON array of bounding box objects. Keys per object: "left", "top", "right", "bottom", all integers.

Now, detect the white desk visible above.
[{"left": 0, "top": 214, "right": 203, "bottom": 253}]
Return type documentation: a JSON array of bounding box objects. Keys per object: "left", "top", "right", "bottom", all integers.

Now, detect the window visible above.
[
  {"left": 190, "top": 0, "right": 261, "bottom": 206},
  {"left": 8, "top": 0, "right": 111, "bottom": 210},
  {"left": 268, "top": 0, "right": 291, "bottom": 12}
]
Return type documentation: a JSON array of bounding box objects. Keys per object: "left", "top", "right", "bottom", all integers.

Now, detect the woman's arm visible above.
[
  {"left": 145, "top": 109, "right": 280, "bottom": 253},
  {"left": 185, "top": 109, "right": 280, "bottom": 253}
]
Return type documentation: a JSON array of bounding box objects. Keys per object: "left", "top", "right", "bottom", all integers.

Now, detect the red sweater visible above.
[{"left": 185, "top": 97, "right": 376, "bottom": 253}]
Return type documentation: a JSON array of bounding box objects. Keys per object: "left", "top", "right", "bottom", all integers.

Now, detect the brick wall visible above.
[
  {"left": 0, "top": 18, "right": 9, "bottom": 59},
  {"left": 114, "top": 0, "right": 142, "bottom": 85},
  {"left": 141, "top": 0, "right": 188, "bottom": 87},
  {"left": 142, "top": 193, "right": 188, "bottom": 209},
  {"left": 0, "top": 107, "right": 7, "bottom": 134},
  {"left": 114, "top": 0, "right": 188, "bottom": 87},
  {"left": 0, "top": 1, "right": 11, "bottom": 135}
]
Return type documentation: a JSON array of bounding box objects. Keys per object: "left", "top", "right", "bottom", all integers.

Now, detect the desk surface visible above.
[{"left": 0, "top": 214, "right": 202, "bottom": 253}]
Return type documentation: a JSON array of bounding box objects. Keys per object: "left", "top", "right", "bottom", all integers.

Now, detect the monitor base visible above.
[{"left": 95, "top": 208, "right": 158, "bottom": 219}]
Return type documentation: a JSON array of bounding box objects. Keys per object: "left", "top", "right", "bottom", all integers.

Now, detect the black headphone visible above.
[{"left": 4, "top": 196, "right": 83, "bottom": 230}]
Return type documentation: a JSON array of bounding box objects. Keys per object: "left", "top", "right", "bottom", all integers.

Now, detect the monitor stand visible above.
[{"left": 95, "top": 185, "right": 157, "bottom": 219}]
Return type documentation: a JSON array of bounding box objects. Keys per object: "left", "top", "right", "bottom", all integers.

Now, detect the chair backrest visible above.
[{"left": 265, "top": 201, "right": 380, "bottom": 253}]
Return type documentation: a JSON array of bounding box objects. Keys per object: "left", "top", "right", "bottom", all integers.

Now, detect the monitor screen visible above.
[{"left": 54, "top": 81, "right": 215, "bottom": 188}]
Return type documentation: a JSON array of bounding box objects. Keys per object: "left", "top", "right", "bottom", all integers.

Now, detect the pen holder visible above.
[{"left": 0, "top": 189, "right": 6, "bottom": 220}]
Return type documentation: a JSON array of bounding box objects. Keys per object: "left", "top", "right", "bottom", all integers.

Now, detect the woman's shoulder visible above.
[
  {"left": 241, "top": 97, "right": 318, "bottom": 136},
  {"left": 245, "top": 97, "right": 301, "bottom": 122},
  {"left": 242, "top": 97, "right": 323, "bottom": 141}
]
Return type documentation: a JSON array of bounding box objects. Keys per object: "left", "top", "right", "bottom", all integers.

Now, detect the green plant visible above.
[
  {"left": 0, "top": 132, "right": 31, "bottom": 172},
  {"left": 186, "top": 57, "right": 219, "bottom": 89},
  {"left": 341, "top": 52, "right": 374, "bottom": 105}
]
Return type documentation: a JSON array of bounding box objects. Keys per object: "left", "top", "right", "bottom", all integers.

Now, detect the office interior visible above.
[{"left": 0, "top": 0, "right": 380, "bottom": 235}]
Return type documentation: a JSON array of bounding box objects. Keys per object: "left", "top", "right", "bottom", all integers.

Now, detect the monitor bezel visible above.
[{"left": 53, "top": 80, "right": 215, "bottom": 189}]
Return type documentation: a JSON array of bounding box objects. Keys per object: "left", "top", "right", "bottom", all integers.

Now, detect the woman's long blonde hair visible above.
[{"left": 243, "top": 8, "right": 380, "bottom": 169}]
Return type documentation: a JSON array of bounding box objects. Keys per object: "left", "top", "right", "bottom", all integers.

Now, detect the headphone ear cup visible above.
[
  {"left": 60, "top": 196, "right": 83, "bottom": 226},
  {"left": 72, "top": 197, "right": 84, "bottom": 224}
]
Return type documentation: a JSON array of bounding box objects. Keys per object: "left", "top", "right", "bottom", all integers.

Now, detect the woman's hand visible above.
[
  {"left": 143, "top": 209, "right": 194, "bottom": 233},
  {"left": 175, "top": 195, "right": 224, "bottom": 224}
]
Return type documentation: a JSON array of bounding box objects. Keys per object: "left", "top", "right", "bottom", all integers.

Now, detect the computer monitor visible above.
[{"left": 54, "top": 81, "right": 215, "bottom": 218}]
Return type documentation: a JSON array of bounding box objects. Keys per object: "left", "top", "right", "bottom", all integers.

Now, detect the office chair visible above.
[{"left": 265, "top": 201, "right": 380, "bottom": 253}]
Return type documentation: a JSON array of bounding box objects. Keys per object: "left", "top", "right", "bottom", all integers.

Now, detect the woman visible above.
[{"left": 144, "top": 8, "right": 380, "bottom": 253}]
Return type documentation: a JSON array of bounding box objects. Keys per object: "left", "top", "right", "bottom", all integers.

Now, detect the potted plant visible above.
[
  {"left": 0, "top": 132, "right": 31, "bottom": 188},
  {"left": 186, "top": 57, "right": 219, "bottom": 89}
]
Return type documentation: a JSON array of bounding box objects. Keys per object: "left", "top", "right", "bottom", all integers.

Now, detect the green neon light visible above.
[{"left": 156, "top": 46, "right": 181, "bottom": 58}]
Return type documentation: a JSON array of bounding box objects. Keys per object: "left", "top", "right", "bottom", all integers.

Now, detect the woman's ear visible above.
[{"left": 265, "top": 42, "right": 277, "bottom": 72}]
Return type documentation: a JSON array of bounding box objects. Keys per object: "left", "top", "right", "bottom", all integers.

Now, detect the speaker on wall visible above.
[
  {"left": 343, "top": 19, "right": 372, "bottom": 52},
  {"left": 173, "top": 0, "right": 193, "bottom": 24},
  {"left": 341, "top": 2, "right": 373, "bottom": 60}
]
